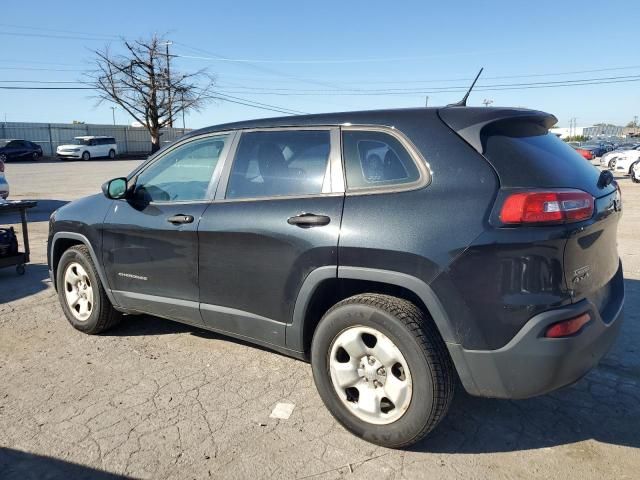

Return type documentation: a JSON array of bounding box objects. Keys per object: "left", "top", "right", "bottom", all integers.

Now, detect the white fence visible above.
[{"left": 0, "top": 122, "right": 191, "bottom": 156}]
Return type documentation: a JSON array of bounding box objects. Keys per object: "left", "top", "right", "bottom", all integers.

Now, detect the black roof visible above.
[{"left": 189, "top": 106, "right": 554, "bottom": 138}]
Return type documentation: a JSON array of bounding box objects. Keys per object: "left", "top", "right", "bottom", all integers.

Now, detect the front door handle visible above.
[
  {"left": 167, "top": 214, "right": 194, "bottom": 224},
  {"left": 287, "top": 213, "right": 331, "bottom": 228}
]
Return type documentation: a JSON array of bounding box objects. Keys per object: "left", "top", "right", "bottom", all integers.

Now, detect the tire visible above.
[
  {"left": 81, "top": 151, "right": 90, "bottom": 161},
  {"left": 56, "top": 245, "right": 121, "bottom": 334},
  {"left": 0, "top": 153, "right": 6, "bottom": 162},
  {"left": 108, "top": 149, "right": 116, "bottom": 160},
  {"left": 31, "top": 151, "right": 39, "bottom": 161},
  {"left": 311, "top": 293, "right": 455, "bottom": 448},
  {"left": 609, "top": 158, "right": 617, "bottom": 170},
  {"left": 632, "top": 161, "right": 640, "bottom": 183}
]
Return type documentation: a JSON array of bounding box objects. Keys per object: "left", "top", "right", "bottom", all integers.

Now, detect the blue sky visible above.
[{"left": 1, "top": 0, "right": 638, "bottom": 128}]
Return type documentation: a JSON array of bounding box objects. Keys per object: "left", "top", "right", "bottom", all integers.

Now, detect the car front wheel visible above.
[
  {"left": 57, "top": 245, "right": 122, "bottom": 334},
  {"left": 81, "top": 151, "right": 90, "bottom": 161},
  {"left": 311, "top": 293, "right": 455, "bottom": 448}
]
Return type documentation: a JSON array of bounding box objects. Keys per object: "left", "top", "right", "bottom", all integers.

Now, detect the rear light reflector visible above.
[
  {"left": 499, "top": 189, "right": 594, "bottom": 225},
  {"left": 545, "top": 313, "right": 591, "bottom": 338}
]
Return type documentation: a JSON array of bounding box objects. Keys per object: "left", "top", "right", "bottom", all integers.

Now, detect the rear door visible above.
[
  {"left": 102, "top": 132, "right": 234, "bottom": 324},
  {"left": 197, "top": 128, "right": 344, "bottom": 347}
]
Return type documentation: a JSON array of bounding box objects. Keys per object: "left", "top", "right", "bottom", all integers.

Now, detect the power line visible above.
[
  {"left": 173, "top": 48, "right": 524, "bottom": 65},
  {"left": 208, "top": 75, "right": 640, "bottom": 96},
  {"left": 0, "top": 31, "right": 117, "bottom": 42},
  {"left": 0, "top": 23, "right": 120, "bottom": 39},
  {"left": 0, "top": 84, "right": 306, "bottom": 115}
]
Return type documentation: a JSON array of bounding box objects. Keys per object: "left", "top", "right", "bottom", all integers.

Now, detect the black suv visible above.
[{"left": 48, "top": 107, "right": 624, "bottom": 448}]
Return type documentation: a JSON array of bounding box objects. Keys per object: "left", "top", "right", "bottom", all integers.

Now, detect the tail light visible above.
[
  {"left": 499, "top": 189, "right": 594, "bottom": 225},
  {"left": 545, "top": 313, "right": 591, "bottom": 338}
]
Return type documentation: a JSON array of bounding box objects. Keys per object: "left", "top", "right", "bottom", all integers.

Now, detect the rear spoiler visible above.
[{"left": 438, "top": 107, "right": 558, "bottom": 154}]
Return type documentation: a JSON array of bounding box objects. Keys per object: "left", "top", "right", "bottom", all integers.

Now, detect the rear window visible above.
[{"left": 481, "top": 122, "right": 612, "bottom": 197}]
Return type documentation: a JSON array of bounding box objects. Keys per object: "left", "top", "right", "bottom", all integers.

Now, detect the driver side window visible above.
[{"left": 135, "top": 134, "right": 229, "bottom": 203}]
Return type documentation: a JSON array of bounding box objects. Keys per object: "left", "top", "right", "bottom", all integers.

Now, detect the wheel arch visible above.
[
  {"left": 50, "top": 232, "right": 117, "bottom": 305},
  {"left": 286, "top": 266, "right": 457, "bottom": 356}
]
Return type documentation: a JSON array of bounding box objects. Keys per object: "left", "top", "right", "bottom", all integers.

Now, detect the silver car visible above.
[{"left": 0, "top": 159, "right": 9, "bottom": 199}]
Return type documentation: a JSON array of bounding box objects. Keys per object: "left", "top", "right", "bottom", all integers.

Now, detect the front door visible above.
[
  {"left": 102, "top": 132, "right": 234, "bottom": 324},
  {"left": 198, "top": 128, "right": 344, "bottom": 346}
]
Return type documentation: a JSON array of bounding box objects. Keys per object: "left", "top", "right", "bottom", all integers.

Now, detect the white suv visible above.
[{"left": 57, "top": 136, "right": 118, "bottom": 161}]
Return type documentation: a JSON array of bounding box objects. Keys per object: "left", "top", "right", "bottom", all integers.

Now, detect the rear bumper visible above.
[{"left": 448, "top": 265, "right": 624, "bottom": 399}]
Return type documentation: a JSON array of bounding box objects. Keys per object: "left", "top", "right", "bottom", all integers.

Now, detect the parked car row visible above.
[
  {"left": 0, "top": 136, "right": 119, "bottom": 162},
  {"left": 599, "top": 144, "right": 640, "bottom": 181}
]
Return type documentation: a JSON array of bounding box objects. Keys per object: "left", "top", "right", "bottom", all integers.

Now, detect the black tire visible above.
[
  {"left": 632, "top": 161, "right": 640, "bottom": 183},
  {"left": 311, "top": 293, "right": 455, "bottom": 448},
  {"left": 31, "top": 151, "right": 39, "bottom": 161},
  {"left": 81, "top": 151, "right": 90, "bottom": 161},
  {"left": 108, "top": 149, "right": 116, "bottom": 160},
  {"left": 56, "top": 245, "right": 121, "bottom": 334}
]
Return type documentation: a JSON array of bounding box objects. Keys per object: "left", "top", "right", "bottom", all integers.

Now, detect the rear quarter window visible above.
[{"left": 342, "top": 130, "right": 421, "bottom": 190}]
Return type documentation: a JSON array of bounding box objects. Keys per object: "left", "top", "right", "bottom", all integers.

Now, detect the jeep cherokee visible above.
[{"left": 48, "top": 107, "right": 624, "bottom": 448}]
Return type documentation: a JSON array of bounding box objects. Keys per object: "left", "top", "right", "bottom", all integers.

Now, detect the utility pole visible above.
[
  {"left": 425, "top": 96, "right": 429, "bottom": 107},
  {"left": 163, "top": 41, "right": 174, "bottom": 128},
  {"left": 110, "top": 106, "right": 116, "bottom": 126}
]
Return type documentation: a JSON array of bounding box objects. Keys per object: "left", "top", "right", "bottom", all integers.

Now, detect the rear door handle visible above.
[
  {"left": 287, "top": 213, "right": 331, "bottom": 228},
  {"left": 167, "top": 214, "right": 194, "bottom": 224}
]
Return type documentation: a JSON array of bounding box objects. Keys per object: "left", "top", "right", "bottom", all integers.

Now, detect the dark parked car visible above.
[
  {"left": 581, "top": 143, "right": 607, "bottom": 158},
  {"left": 47, "top": 107, "right": 624, "bottom": 448},
  {"left": 0, "top": 139, "right": 43, "bottom": 161}
]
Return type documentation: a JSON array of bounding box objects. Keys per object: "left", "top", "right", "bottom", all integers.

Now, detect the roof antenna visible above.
[{"left": 447, "top": 67, "right": 484, "bottom": 107}]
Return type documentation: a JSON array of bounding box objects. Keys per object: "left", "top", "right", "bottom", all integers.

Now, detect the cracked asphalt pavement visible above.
[{"left": 1, "top": 159, "right": 639, "bottom": 479}]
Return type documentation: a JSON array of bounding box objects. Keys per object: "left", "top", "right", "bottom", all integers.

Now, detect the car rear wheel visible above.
[
  {"left": 31, "top": 151, "right": 39, "bottom": 161},
  {"left": 82, "top": 151, "right": 90, "bottom": 161},
  {"left": 311, "top": 293, "right": 455, "bottom": 448},
  {"left": 108, "top": 149, "right": 116, "bottom": 160},
  {"left": 0, "top": 154, "right": 6, "bottom": 162},
  {"left": 57, "top": 245, "right": 122, "bottom": 334}
]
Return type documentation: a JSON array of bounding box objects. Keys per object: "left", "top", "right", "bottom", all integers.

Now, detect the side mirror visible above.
[{"left": 102, "top": 177, "right": 128, "bottom": 199}]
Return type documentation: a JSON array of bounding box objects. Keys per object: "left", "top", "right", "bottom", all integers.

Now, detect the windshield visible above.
[
  {"left": 0, "top": 140, "right": 10, "bottom": 147},
  {"left": 72, "top": 138, "right": 91, "bottom": 146}
]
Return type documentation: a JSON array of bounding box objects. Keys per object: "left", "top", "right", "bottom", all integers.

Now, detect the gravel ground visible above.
[{"left": 1, "top": 158, "right": 639, "bottom": 480}]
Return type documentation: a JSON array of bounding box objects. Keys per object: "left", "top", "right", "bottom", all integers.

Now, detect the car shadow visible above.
[
  {"left": 98, "top": 278, "right": 640, "bottom": 454},
  {"left": 0, "top": 263, "right": 51, "bottom": 303},
  {"left": 105, "top": 314, "right": 289, "bottom": 357},
  {"left": 0, "top": 447, "right": 131, "bottom": 480}
]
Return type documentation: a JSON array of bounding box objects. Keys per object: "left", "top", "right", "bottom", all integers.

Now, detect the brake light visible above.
[
  {"left": 545, "top": 313, "right": 591, "bottom": 338},
  {"left": 499, "top": 189, "right": 594, "bottom": 225}
]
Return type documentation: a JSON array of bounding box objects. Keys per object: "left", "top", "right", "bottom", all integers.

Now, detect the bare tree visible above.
[{"left": 88, "top": 34, "right": 214, "bottom": 152}]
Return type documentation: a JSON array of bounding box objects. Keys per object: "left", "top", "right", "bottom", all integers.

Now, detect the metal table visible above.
[{"left": 0, "top": 200, "right": 38, "bottom": 275}]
